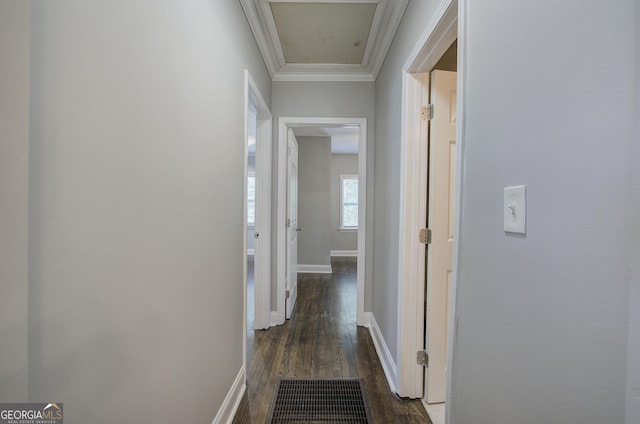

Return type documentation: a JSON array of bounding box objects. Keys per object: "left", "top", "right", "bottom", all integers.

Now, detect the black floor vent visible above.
[{"left": 266, "top": 378, "right": 373, "bottom": 424}]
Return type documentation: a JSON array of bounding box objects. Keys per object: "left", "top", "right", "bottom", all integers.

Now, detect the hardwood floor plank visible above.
[{"left": 234, "top": 258, "right": 431, "bottom": 423}]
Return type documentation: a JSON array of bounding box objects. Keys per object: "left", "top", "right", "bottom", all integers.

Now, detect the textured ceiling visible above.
[
  {"left": 270, "top": 2, "right": 377, "bottom": 64},
  {"left": 240, "top": 0, "right": 409, "bottom": 81}
]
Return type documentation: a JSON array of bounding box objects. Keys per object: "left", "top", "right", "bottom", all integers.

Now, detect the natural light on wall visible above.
[
  {"left": 247, "top": 173, "right": 256, "bottom": 226},
  {"left": 340, "top": 174, "right": 358, "bottom": 229}
]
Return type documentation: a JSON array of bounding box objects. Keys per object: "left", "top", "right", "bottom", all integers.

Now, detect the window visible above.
[
  {"left": 247, "top": 173, "right": 256, "bottom": 226},
  {"left": 340, "top": 175, "right": 358, "bottom": 229}
]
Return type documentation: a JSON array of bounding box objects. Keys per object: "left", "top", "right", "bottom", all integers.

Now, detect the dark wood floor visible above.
[{"left": 234, "top": 257, "right": 431, "bottom": 423}]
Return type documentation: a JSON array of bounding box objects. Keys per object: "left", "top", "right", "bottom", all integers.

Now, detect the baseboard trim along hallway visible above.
[
  {"left": 296, "top": 264, "right": 333, "bottom": 274},
  {"left": 367, "top": 312, "right": 398, "bottom": 394},
  {"left": 212, "top": 366, "right": 246, "bottom": 424},
  {"left": 330, "top": 250, "right": 358, "bottom": 257}
]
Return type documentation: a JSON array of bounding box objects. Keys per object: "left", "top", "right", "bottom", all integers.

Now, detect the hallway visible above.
[{"left": 234, "top": 258, "right": 431, "bottom": 423}]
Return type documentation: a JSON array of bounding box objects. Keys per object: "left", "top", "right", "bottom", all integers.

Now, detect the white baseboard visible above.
[
  {"left": 368, "top": 313, "right": 398, "bottom": 393},
  {"left": 362, "top": 311, "right": 373, "bottom": 328},
  {"left": 246, "top": 249, "right": 255, "bottom": 256},
  {"left": 330, "top": 250, "right": 358, "bottom": 257},
  {"left": 270, "top": 311, "right": 283, "bottom": 327},
  {"left": 211, "top": 366, "right": 246, "bottom": 424},
  {"left": 423, "top": 401, "right": 445, "bottom": 424},
  {"left": 297, "top": 264, "right": 333, "bottom": 274}
]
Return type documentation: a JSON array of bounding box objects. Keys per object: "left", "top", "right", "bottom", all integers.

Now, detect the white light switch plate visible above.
[{"left": 504, "top": 185, "right": 526, "bottom": 234}]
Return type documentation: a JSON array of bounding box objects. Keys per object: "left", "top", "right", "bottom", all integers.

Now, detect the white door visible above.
[
  {"left": 424, "top": 69, "right": 457, "bottom": 403},
  {"left": 285, "top": 129, "right": 299, "bottom": 319}
]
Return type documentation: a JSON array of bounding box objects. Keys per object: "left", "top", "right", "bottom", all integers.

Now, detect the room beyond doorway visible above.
[{"left": 275, "top": 117, "right": 368, "bottom": 328}]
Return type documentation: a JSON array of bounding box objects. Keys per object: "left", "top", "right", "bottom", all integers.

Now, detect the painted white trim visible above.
[
  {"left": 404, "top": 0, "right": 458, "bottom": 74},
  {"left": 330, "top": 250, "right": 358, "bottom": 257},
  {"left": 242, "top": 71, "right": 272, "bottom": 395},
  {"left": 446, "top": 2, "right": 467, "bottom": 423},
  {"left": 423, "top": 402, "right": 445, "bottom": 424},
  {"left": 288, "top": 276, "right": 299, "bottom": 317},
  {"left": 238, "top": 1, "right": 279, "bottom": 77},
  {"left": 362, "top": 311, "right": 373, "bottom": 327},
  {"left": 396, "top": 71, "right": 428, "bottom": 399},
  {"left": 239, "top": 0, "right": 408, "bottom": 82},
  {"left": 210, "top": 366, "right": 246, "bottom": 424},
  {"left": 276, "top": 117, "right": 368, "bottom": 327},
  {"left": 247, "top": 249, "right": 255, "bottom": 256},
  {"left": 273, "top": 71, "right": 375, "bottom": 83},
  {"left": 244, "top": 71, "right": 272, "bottom": 334},
  {"left": 297, "top": 264, "right": 333, "bottom": 274},
  {"left": 396, "top": 0, "right": 460, "bottom": 403},
  {"left": 270, "top": 311, "right": 281, "bottom": 327},
  {"left": 368, "top": 313, "right": 398, "bottom": 393}
]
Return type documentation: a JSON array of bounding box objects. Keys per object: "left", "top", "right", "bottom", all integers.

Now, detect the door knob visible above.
[{"left": 296, "top": 227, "right": 302, "bottom": 232}]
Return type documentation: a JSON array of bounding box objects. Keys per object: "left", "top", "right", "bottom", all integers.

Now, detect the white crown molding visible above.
[
  {"left": 239, "top": 0, "right": 279, "bottom": 77},
  {"left": 240, "top": 0, "right": 409, "bottom": 82}
]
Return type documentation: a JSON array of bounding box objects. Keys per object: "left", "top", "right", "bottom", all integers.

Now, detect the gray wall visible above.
[
  {"left": 27, "top": 1, "right": 270, "bottom": 423},
  {"left": 330, "top": 154, "right": 358, "bottom": 252},
  {"left": 627, "top": 3, "right": 640, "bottom": 422},
  {"left": 0, "top": 0, "right": 30, "bottom": 402},
  {"left": 376, "top": 0, "right": 637, "bottom": 422},
  {"left": 449, "top": 1, "right": 635, "bottom": 423},
  {"left": 270, "top": 82, "right": 375, "bottom": 310},
  {"left": 297, "top": 136, "right": 331, "bottom": 266},
  {"left": 373, "top": 0, "right": 440, "bottom": 365}
]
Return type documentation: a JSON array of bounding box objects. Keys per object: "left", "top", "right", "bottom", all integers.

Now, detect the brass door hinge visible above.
[
  {"left": 421, "top": 104, "right": 434, "bottom": 121},
  {"left": 419, "top": 228, "right": 432, "bottom": 244},
  {"left": 417, "top": 350, "right": 429, "bottom": 367}
]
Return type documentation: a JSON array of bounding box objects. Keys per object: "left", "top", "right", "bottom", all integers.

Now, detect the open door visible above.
[
  {"left": 285, "top": 128, "right": 299, "bottom": 319},
  {"left": 424, "top": 69, "right": 457, "bottom": 403}
]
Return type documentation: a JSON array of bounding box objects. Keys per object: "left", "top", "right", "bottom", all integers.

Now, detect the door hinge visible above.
[
  {"left": 417, "top": 350, "right": 429, "bottom": 367},
  {"left": 419, "top": 228, "right": 432, "bottom": 244},
  {"left": 286, "top": 290, "right": 290, "bottom": 299},
  {"left": 421, "top": 104, "right": 434, "bottom": 121},
  {"left": 286, "top": 218, "right": 291, "bottom": 228}
]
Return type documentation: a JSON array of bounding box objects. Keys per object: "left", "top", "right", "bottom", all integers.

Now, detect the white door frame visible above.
[
  {"left": 275, "top": 117, "right": 367, "bottom": 327},
  {"left": 243, "top": 71, "right": 272, "bottom": 363},
  {"left": 285, "top": 128, "right": 299, "bottom": 320},
  {"left": 396, "top": 0, "right": 463, "bottom": 418}
]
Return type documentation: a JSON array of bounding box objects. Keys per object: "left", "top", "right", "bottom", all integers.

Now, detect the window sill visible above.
[{"left": 338, "top": 227, "right": 358, "bottom": 232}]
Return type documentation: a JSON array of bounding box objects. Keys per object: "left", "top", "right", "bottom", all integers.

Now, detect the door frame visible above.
[
  {"left": 243, "top": 70, "right": 272, "bottom": 346},
  {"left": 396, "top": 0, "right": 464, "bottom": 418},
  {"left": 285, "top": 128, "right": 299, "bottom": 320},
  {"left": 275, "top": 117, "right": 367, "bottom": 326}
]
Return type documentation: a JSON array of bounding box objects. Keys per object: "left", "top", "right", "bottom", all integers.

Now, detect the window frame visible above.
[{"left": 339, "top": 174, "right": 359, "bottom": 230}]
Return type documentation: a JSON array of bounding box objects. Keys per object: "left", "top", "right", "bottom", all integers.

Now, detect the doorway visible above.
[
  {"left": 396, "top": 1, "right": 462, "bottom": 424},
  {"left": 275, "top": 117, "right": 368, "bottom": 327},
  {"left": 243, "top": 71, "right": 272, "bottom": 373}
]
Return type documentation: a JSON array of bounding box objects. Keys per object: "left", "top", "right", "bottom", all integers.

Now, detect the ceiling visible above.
[
  {"left": 240, "top": 0, "right": 409, "bottom": 82},
  {"left": 293, "top": 126, "right": 359, "bottom": 154}
]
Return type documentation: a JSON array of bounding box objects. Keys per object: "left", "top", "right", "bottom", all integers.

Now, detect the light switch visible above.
[{"left": 504, "top": 185, "right": 526, "bottom": 234}]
